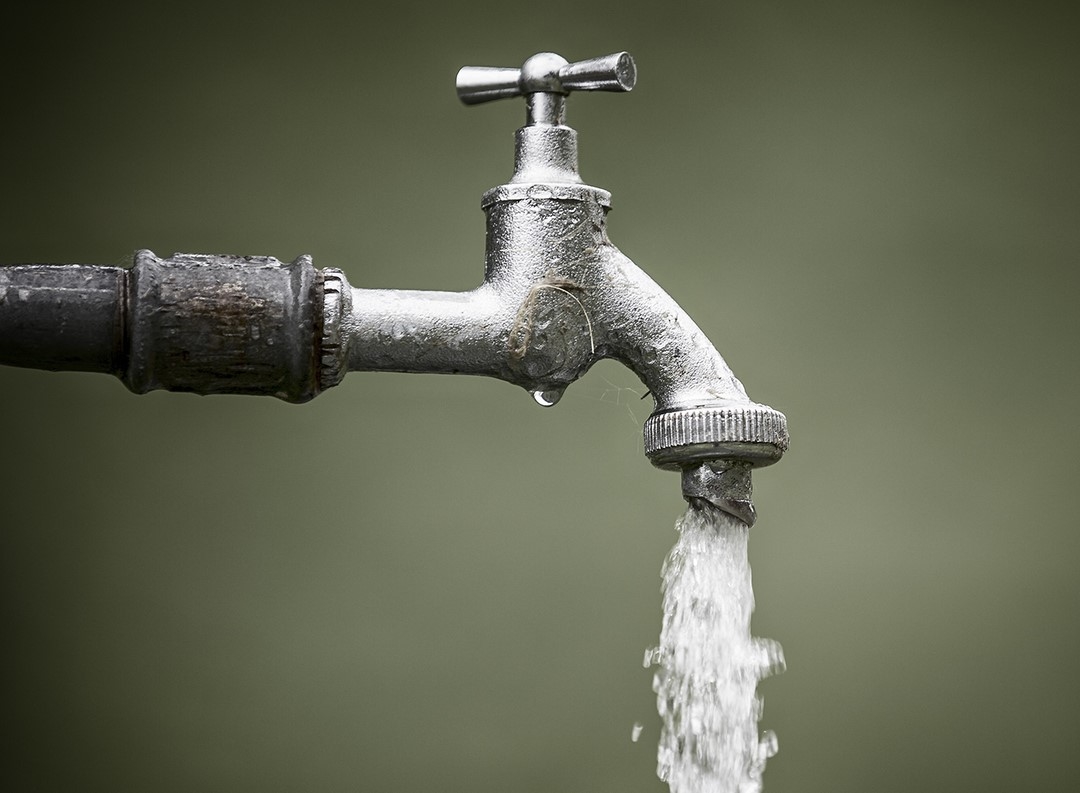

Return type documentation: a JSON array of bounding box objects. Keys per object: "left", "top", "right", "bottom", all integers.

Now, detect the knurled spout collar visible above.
[{"left": 645, "top": 404, "right": 789, "bottom": 471}]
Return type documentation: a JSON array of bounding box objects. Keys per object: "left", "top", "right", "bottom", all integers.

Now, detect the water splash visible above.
[{"left": 645, "top": 500, "right": 785, "bottom": 793}]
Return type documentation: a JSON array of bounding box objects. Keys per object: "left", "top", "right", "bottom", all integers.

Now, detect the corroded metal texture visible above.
[
  {"left": 0, "top": 252, "right": 322, "bottom": 403},
  {"left": 681, "top": 460, "right": 757, "bottom": 527},
  {"left": 0, "top": 264, "right": 126, "bottom": 374},
  {"left": 125, "top": 251, "right": 320, "bottom": 402}
]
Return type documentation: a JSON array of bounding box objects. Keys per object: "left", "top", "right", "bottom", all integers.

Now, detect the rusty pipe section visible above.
[
  {"left": 0, "top": 251, "right": 322, "bottom": 402},
  {"left": 0, "top": 264, "right": 126, "bottom": 375}
]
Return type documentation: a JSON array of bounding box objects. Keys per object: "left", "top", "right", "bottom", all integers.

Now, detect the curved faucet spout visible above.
[
  {"left": 589, "top": 241, "right": 788, "bottom": 472},
  {"left": 587, "top": 241, "right": 751, "bottom": 412}
]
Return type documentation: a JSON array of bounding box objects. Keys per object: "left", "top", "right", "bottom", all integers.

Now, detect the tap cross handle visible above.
[{"left": 457, "top": 52, "right": 636, "bottom": 125}]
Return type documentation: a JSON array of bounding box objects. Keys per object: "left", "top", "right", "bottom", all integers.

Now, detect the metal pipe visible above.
[
  {"left": 0, "top": 264, "right": 126, "bottom": 374},
  {"left": 0, "top": 251, "right": 322, "bottom": 403}
]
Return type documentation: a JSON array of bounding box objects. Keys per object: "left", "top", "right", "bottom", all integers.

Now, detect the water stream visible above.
[{"left": 645, "top": 500, "right": 785, "bottom": 793}]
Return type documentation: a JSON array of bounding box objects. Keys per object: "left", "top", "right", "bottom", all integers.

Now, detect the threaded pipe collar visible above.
[{"left": 318, "top": 268, "right": 350, "bottom": 391}]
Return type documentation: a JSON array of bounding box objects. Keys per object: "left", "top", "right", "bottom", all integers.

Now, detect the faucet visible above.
[{"left": 0, "top": 51, "right": 787, "bottom": 524}]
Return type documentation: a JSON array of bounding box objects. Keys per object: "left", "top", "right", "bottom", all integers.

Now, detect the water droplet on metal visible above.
[{"left": 532, "top": 389, "right": 562, "bottom": 407}]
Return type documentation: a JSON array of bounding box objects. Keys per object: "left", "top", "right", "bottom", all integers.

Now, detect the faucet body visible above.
[
  {"left": 0, "top": 52, "right": 787, "bottom": 523},
  {"left": 334, "top": 52, "right": 789, "bottom": 491},
  {"left": 337, "top": 179, "right": 748, "bottom": 412}
]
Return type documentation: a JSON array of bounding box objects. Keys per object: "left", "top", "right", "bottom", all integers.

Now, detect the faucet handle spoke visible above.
[
  {"left": 456, "top": 66, "right": 523, "bottom": 105},
  {"left": 558, "top": 52, "right": 636, "bottom": 94},
  {"left": 457, "top": 52, "right": 636, "bottom": 123}
]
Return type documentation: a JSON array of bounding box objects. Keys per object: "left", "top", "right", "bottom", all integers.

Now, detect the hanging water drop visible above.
[{"left": 532, "top": 388, "right": 563, "bottom": 407}]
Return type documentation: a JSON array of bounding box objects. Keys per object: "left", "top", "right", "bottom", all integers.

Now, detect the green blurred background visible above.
[{"left": 2, "top": 1, "right": 1077, "bottom": 791}]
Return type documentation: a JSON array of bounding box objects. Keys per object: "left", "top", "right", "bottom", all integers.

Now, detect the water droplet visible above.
[
  {"left": 631, "top": 722, "right": 644, "bottom": 742},
  {"left": 532, "top": 389, "right": 563, "bottom": 407},
  {"left": 760, "top": 729, "right": 779, "bottom": 759}
]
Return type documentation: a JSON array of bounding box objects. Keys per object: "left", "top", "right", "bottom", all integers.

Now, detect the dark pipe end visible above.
[
  {"left": 681, "top": 460, "right": 757, "bottom": 528},
  {"left": 0, "top": 264, "right": 127, "bottom": 375}
]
